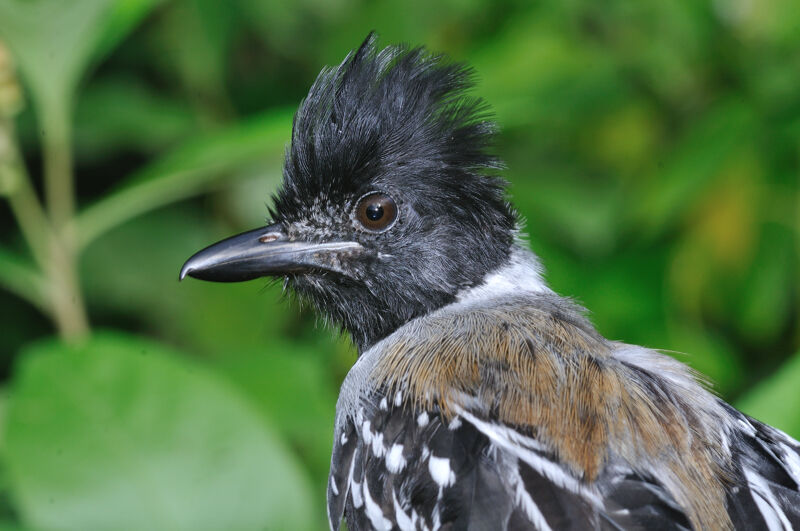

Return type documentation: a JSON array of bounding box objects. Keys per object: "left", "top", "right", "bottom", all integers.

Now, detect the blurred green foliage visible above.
[{"left": 0, "top": 0, "right": 797, "bottom": 529}]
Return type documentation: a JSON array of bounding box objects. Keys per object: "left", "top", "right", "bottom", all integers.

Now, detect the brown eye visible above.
[{"left": 355, "top": 192, "right": 398, "bottom": 232}]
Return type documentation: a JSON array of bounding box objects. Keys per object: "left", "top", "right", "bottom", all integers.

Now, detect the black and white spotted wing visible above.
[
  {"left": 327, "top": 394, "right": 700, "bottom": 531},
  {"left": 723, "top": 405, "right": 800, "bottom": 530}
]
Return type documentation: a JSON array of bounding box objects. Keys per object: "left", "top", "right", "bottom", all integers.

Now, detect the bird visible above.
[{"left": 180, "top": 34, "right": 800, "bottom": 530}]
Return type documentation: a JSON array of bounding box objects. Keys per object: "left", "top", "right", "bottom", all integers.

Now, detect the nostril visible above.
[{"left": 259, "top": 233, "right": 279, "bottom": 243}]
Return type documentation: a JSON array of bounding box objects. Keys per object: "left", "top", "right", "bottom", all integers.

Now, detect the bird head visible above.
[{"left": 180, "top": 34, "right": 517, "bottom": 350}]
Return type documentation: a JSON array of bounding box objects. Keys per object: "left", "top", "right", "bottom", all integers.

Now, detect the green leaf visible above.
[
  {"left": 158, "top": 0, "right": 235, "bottom": 112},
  {"left": 472, "top": 15, "right": 622, "bottom": 130},
  {"left": 91, "top": 0, "right": 163, "bottom": 68},
  {"left": 213, "top": 345, "right": 339, "bottom": 487},
  {"left": 734, "top": 223, "right": 795, "bottom": 343},
  {"left": 0, "top": 0, "right": 159, "bottom": 109},
  {"left": 74, "top": 107, "right": 293, "bottom": 250},
  {"left": 74, "top": 78, "right": 196, "bottom": 160},
  {"left": 0, "top": 245, "right": 47, "bottom": 314},
  {"left": 633, "top": 100, "right": 753, "bottom": 237},
  {"left": 736, "top": 352, "right": 800, "bottom": 439},
  {"left": 512, "top": 174, "right": 622, "bottom": 257},
  {"left": 666, "top": 322, "right": 744, "bottom": 397},
  {"left": 3, "top": 332, "right": 313, "bottom": 531}
]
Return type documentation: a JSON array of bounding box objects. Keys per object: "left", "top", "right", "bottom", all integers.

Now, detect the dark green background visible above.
[{"left": 0, "top": 1, "right": 798, "bottom": 529}]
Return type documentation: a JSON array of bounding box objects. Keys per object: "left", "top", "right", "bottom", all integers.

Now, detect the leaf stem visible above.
[
  {"left": 41, "top": 98, "right": 76, "bottom": 238},
  {"left": 46, "top": 233, "right": 89, "bottom": 341},
  {"left": 39, "top": 98, "right": 88, "bottom": 340}
]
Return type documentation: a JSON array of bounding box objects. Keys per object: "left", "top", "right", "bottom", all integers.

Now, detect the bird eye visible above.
[{"left": 354, "top": 192, "right": 398, "bottom": 232}]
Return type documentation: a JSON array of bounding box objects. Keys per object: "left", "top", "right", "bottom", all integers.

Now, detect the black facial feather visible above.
[{"left": 271, "top": 33, "right": 517, "bottom": 351}]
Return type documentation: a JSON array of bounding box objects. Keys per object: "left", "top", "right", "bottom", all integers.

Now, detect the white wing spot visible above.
[
  {"left": 417, "top": 412, "right": 429, "bottom": 427},
  {"left": 329, "top": 475, "right": 339, "bottom": 496},
  {"left": 371, "top": 430, "right": 386, "bottom": 458},
  {"left": 386, "top": 444, "right": 407, "bottom": 473},
  {"left": 393, "top": 492, "right": 416, "bottom": 531},
  {"left": 379, "top": 397, "right": 388, "bottom": 411},
  {"left": 449, "top": 417, "right": 462, "bottom": 430},
  {"left": 429, "top": 455, "right": 456, "bottom": 487},
  {"left": 394, "top": 391, "right": 403, "bottom": 407},
  {"left": 361, "top": 420, "right": 373, "bottom": 444},
  {"left": 362, "top": 481, "right": 392, "bottom": 530},
  {"left": 351, "top": 479, "right": 363, "bottom": 509}
]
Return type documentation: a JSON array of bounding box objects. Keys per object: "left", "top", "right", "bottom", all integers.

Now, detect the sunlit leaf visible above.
[{"left": 4, "top": 333, "right": 314, "bottom": 531}]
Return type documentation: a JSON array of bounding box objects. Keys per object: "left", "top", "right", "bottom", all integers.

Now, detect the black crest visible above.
[{"left": 272, "top": 33, "right": 508, "bottom": 222}]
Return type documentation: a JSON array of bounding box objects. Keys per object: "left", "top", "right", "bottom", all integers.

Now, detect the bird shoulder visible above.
[{"left": 340, "top": 293, "right": 735, "bottom": 530}]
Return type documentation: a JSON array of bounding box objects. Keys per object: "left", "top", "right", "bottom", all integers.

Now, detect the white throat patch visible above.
[{"left": 456, "top": 245, "right": 550, "bottom": 305}]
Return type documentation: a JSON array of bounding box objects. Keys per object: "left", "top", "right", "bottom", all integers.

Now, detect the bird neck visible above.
[
  {"left": 344, "top": 242, "right": 536, "bottom": 354},
  {"left": 454, "top": 245, "right": 551, "bottom": 305}
]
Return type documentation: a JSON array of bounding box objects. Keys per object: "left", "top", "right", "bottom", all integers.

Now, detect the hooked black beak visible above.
[{"left": 179, "top": 223, "right": 363, "bottom": 282}]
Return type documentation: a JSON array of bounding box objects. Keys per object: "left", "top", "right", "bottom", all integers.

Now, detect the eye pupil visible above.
[{"left": 365, "top": 203, "right": 384, "bottom": 221}]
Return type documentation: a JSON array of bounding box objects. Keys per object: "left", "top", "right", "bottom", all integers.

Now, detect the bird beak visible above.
[{"left": 179, "top": 223, "right": 363, "bottom": 282}]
